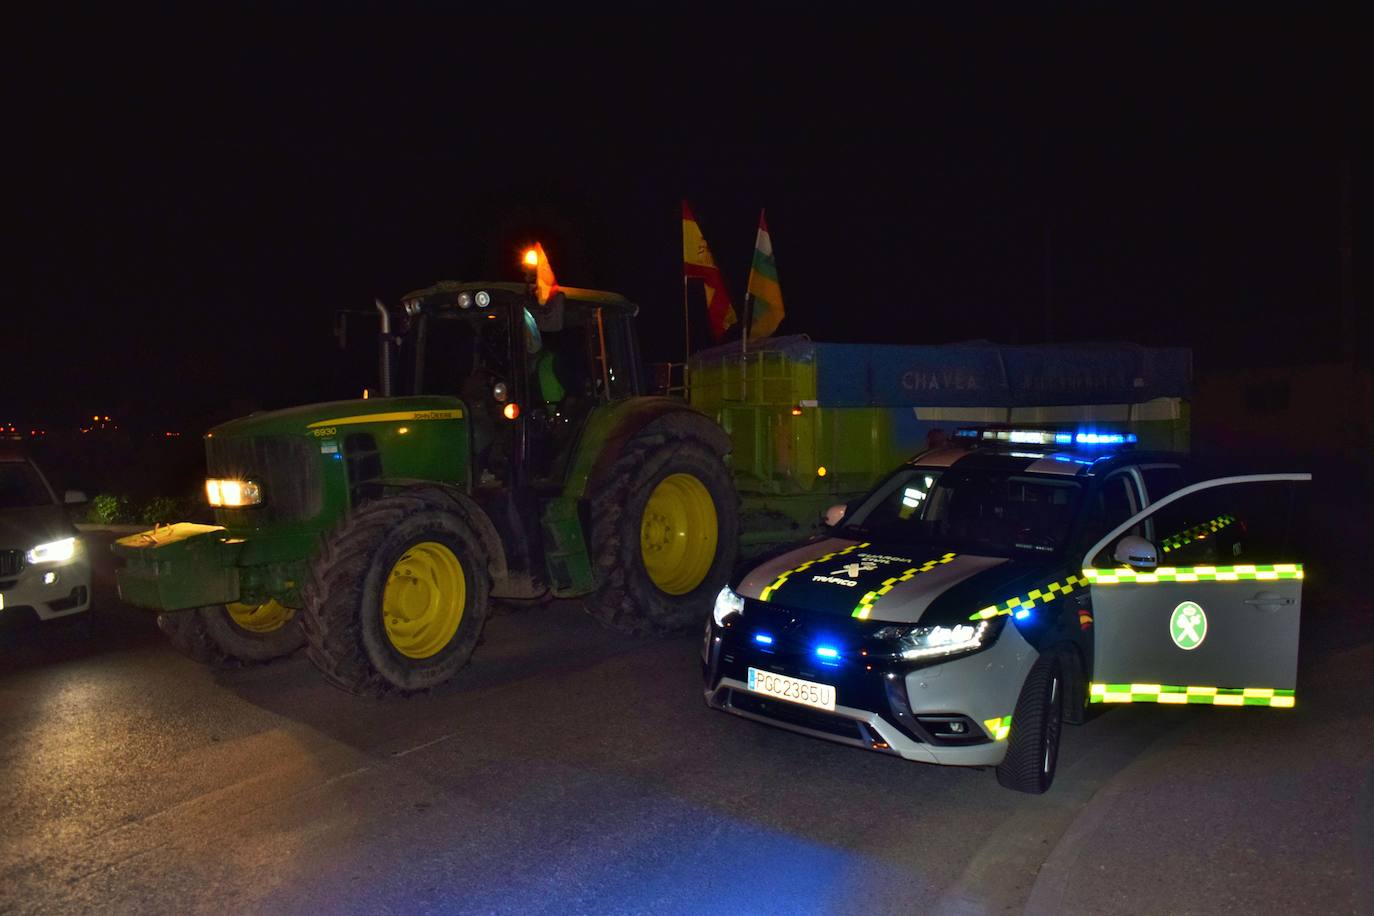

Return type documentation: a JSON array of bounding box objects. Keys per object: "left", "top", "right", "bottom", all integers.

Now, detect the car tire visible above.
[
  {"left": 584, "top": 427, "right": 739, "bottom": 636},
  {"left": 996, "top": 651, "right": 1065, "bottom": 794},
  {"left": 301, "top": 491, "right": 490, "bottom": 698},
  {"left": 158, "top": 604, "right": 305, "bottom": 668}
]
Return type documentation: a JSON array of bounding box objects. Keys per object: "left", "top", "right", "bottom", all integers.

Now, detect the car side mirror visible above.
[
  {"left": 1113, "top": 534, "right": 1158, "bottom": 571},
  {"left": 824, "top": 503, "right": 847, "bottom": 527},
  {"left": 64, "top": 490, "right": 88, "bottom": 505}
]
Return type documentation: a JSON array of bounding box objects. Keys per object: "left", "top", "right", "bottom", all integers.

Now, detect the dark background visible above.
[{"left": 5, "top": 15, "right": 1366, "bottom": 435}]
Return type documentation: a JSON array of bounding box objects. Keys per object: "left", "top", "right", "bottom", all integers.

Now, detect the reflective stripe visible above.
[
  {"left": 759, "top": 542, "right": 871, "bottom": 602},
  {"left": 851, "top": 552, "right": 957, "bottom": 619},
  {"left": 307, "top": 409, "right": 463, "bottom": 428},
  {"left": 1089, "top": 682, "right": 1295, "bottom": 707},
  {"left": 982, "top": 715, "right": 1012, "bottom": 741},
  {"left": 1160, "top": 514, "right": 1235, "bottom": 553},
  {"left": 969, "top": 574, "right": 1085, "bottom": 621},
  {"left": 1083, "top": 564, "right": 1303, "bottom": 585}
]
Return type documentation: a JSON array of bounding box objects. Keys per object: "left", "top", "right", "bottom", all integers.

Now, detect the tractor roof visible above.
[{"left": 401, "top": 280, "right": 635, "bottom": 313}]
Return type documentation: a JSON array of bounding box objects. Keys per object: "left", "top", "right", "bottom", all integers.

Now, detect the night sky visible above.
[{"left": 7, "top": 16, "right": 1365, "bottom": 432}]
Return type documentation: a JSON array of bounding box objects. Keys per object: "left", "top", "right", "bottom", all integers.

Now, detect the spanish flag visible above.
[
  {"left": 747, "top": 209, "right": 784, "bottom": 339},
  {"left": 682, "top": 201, "right": 738, "bottom": 342}
]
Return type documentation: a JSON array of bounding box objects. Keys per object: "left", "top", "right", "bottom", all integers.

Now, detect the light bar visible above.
[
  {"left": 954, "top": 427, "right": 1137, "bottom": 449},
  {"left": 1075, "top": 432, "right": 1138, "bottom": 446},
  {"left": 754, "top": 633, "right": 774, "bottom": 645},
  {"left": 815, "top": 646, "right": 839, "bottom": 659}
]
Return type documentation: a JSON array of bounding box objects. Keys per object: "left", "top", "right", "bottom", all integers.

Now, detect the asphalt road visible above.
[{"left": 1, "top": 527, "right": 1371, "bottom": 916}]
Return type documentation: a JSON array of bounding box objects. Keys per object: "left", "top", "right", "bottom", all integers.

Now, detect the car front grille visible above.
[
  {"left": 207, "top": 435, "right": 324, "bottom": 524},
  {"left": 0, "top": 549, "right": 23, "bottom": 577}
]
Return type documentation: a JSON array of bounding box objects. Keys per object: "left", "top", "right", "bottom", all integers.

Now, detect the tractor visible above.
[{"left": 113, "top": 268, "right": 738, "bottom": 696}]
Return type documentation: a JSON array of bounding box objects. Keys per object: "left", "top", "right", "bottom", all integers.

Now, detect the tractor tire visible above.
[
  {"left": 995, "top": 651, "right": 1065, "bottom": 794},
  {"left": 585, "top": 430, "right": 739, "bottom": 636},
  {"left": 157, "top": 601, "right": 305, "bottom": 669},
  {"left": 301, "top": 491, "right": 490, "bottom": 698}
]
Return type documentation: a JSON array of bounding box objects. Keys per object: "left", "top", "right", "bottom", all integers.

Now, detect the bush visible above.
[
  {"left": 87, "top": 494, "right": 129, "bottom": 524},
  {"left": 139, "top": 495, "right": 185, "bottom": 526}
]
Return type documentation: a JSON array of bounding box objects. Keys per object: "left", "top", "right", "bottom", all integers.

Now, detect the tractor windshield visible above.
[{"left": 403, "top": 309, "right": 513, "bottom": 399}]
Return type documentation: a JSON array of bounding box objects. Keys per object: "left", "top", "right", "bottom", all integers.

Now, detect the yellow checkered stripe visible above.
[
  {"left": 851, "top": 552, "right": 957, "bottom": 619},
  {"left": 968, "top": 574, "right": 1085, "bottom": 621},
  {"left": 1160, "top": 514, "right": 1236, "bottom": 553},
  {"left": 759, "top": 542, "right": 871, "bottom": 602},
  {"left": 982, "top": 715, "right": 1012, "bottom": 740},
  {"left": 1083, "top": 563, "right": 1303, "bottom": 585},
  {"left": 1090, "top": 683, "right": 1295, "bottom": 707}
]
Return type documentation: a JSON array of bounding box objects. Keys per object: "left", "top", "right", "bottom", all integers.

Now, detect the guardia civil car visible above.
[{"left": 703, "top": 428, "right": 1308, "bottom": 793}]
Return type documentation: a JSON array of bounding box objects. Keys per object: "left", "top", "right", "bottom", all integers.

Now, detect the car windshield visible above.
[
  {"left": 842, "top": 467, "right": 1083, "bottom": 556},
  {"left": 0, "top": 461, "right": 53, "bottom": 510}
]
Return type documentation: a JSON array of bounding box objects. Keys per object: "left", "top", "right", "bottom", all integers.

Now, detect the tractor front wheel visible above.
[
  {"left": 301, "top": 492, "right": 490, "bottom": 697},
  {"left": 586, "top": 431, "right": 738, "bottom": 635},
  {"left": 158, "top": 599, "right": 304, "bottom": 668}
]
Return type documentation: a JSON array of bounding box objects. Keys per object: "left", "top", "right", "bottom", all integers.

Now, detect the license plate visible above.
[{"left": 747, "top": 667, "right": 836, "bottom": 711}]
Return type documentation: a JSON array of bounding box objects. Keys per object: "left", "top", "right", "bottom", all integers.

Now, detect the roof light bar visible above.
[{"left": 954, "top": 427, "right": 1137, "bottom": 449}]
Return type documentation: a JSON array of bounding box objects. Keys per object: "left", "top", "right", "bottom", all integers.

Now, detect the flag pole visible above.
[{"left": 682, "top": 276, "right": 691, "bottom": 395}]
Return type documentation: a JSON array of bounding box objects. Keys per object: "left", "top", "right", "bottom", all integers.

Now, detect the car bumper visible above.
[
  {"left": 702, "top": 613, "right": 1037, "bottom": 768},
  {"left": 0, "top": 558, "right": 92, "bottom": 621}
]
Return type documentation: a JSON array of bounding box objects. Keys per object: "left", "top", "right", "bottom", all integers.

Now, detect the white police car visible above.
[
  {"left": 703, "top": 428, "right": 1308, "bottom": 792},
  {"left": 0, "top": 449, "right": 91, "bottom": 628}
]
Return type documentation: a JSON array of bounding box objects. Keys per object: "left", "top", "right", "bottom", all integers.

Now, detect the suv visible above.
[
  {"left": 0, "top": 449, "right": 91, "bottom": 628},
  {"left": 704, "top": 427, "right": 1308, "bottom": 793}
]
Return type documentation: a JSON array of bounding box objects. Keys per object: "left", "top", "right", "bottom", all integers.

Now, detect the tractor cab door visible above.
[{"left": 1082, "top": 473, "right": 1309, "bottom": 709}]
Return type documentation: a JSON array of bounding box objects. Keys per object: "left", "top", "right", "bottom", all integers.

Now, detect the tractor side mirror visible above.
[
  {"left": 824, "top": 503, "right": 847, "bottom": 527},
  {"left": 1113, "top": 534, "right": 1158, "bottom": 571}
]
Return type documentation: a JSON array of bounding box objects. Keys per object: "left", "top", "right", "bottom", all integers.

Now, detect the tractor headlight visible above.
[
  {"left": 713, "top": 585, "right": 745, "bottom": 627},
  {"left": 492, "top": 381, "right": 508, "bottom": 403},
  {"left": 206, "top": 478, "right": 263, "bottom": 508},
  {"left": 457, "top": 291, "right": 474, "bottom": 309},
  {"left": 873, "top": 619, "right": 1001, "bottom": 661},
  {"left": 26, "top": 537, "right": 77, "bottom": 565},
  {"left": 475, "top": 290, "right": 491, "bottom": 308}
]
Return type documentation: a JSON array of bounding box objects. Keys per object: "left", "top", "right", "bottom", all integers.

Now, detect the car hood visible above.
[
  {"left": 0, "top": 504, "right": 75, "bottom": 552},
  {"left": 735, "top": 537, "right": 1069, "bottom": 627}
]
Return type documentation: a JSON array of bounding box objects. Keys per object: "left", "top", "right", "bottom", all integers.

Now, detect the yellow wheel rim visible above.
[
  {"left": 381, "top": 541, "right": 466, "bottom": 659},
  {"left": 640, "top": 472, "right": 719, "bottom": 596},
  {"left": 225, "top": 599, "right": 294, "bottom": 634}
]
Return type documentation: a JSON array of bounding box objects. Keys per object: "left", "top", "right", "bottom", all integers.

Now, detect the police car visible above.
[{"left": 703, "top": 427, "right": 1308, "bottom": 793}]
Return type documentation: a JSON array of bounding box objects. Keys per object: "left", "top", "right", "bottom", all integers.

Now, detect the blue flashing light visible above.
[
  {"left": 754, "top": 633, "right": 774, "bottom": 645},
  {"left": 1054, "top": 432, "right": 1073, "bottom": 445},
  {"left": 1074, "top": 432, "right": 1139, "bottom": 446},
  {"left": 815, "top": 646, "right": 839, "bottom": 659},
  {"left": 1014, "top": 608, "right": 1031, "bottom": 620}
]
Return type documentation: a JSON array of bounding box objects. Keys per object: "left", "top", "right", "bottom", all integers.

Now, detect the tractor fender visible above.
[
  {"left": 566, "top": 398, "right": 731, "bottom": 500},
  {"left": 371, "top": 479, "right": 510, "bottom": 589}
]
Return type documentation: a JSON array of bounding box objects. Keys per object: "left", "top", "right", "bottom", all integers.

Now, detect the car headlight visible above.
[
  {"left": 26, "top": 537, "right": 77, "bottom": 564},
  {"left": 873, "top": 619, "right": 1001, "bottom": 661},
  {"left": 205, "top": 478, "right": 263, "bottom": 507},
  {"left": 713, "top": 585, "right": 745, "bottom": 626}
]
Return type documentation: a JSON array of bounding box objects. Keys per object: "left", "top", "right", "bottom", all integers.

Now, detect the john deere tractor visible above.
[{"left": 113, "top": 277, "right": 738, "bottom": 696}]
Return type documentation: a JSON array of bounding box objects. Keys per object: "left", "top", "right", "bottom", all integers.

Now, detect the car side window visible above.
[
  {"left": 1141, "top": 465, "right": 1186, "bottom": 504},
  {"left": 1079, "top": 473, "right": 1141, "bottom": 552}
]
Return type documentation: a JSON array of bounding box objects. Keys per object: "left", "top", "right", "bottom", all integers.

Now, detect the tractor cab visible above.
[{"left": 396, "top": 280, "right": 643, "bottom": 490}]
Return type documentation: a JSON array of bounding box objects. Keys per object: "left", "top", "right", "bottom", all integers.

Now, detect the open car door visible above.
[{"left": 1082, "top": 473, "right": 1310, "bottom": 708}]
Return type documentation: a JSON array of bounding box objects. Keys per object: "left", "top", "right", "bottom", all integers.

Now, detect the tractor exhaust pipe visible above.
[{"left": 375, "top": 298, "right": 394, "bottom": 398}]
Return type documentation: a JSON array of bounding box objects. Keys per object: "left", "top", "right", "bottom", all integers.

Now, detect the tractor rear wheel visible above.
[
  {"left": 301, "top": 492, "right": 490, "bottom": 697},
  {"left": 157, "top": 600, "right": 304, "bottom": 668},
  {"left": 586, "top": 430, "right": 738, "bottom": 635}
]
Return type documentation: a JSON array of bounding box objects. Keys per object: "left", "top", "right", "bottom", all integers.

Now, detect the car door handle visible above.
[{"left": 1245, "top": 592, "right": 1295, "bottom": 609}]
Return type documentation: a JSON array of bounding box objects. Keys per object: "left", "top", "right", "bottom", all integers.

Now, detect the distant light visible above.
[
  {"left": 397, "top": 426, "right": 410, "bottom": 435},
  {"left": 791, "top": 406, "right": 803, "bottom": 416},
  {"left": 817, "top": 466, "right": 827, "bottom": 477},
  {"left": 362, "top": 388, "right": 370, "bottom": 400},
  {"left": 816, "top": 646, "right": 839, "bottom": 659},
  {"left": 754, "top": 633, "right": 774, "bottom": 645}
]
